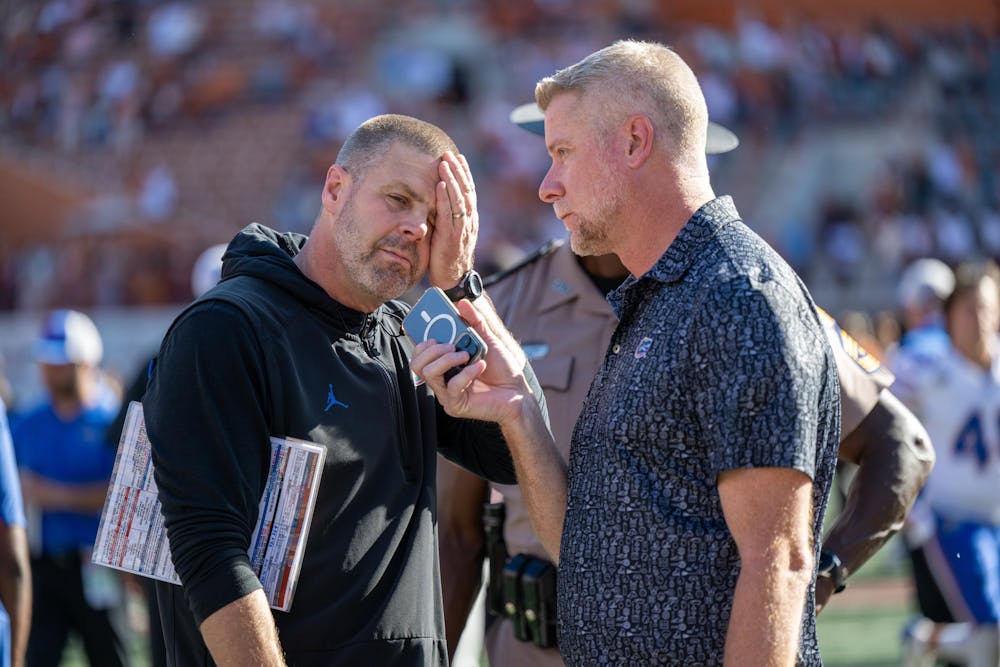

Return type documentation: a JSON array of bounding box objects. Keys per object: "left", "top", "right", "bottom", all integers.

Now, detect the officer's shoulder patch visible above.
[
  {"left": 817, "top": 307, "right": 883, "bottom": 374},
  {"left": 837, "top": 328, "right": 883, "bottom": 373}
]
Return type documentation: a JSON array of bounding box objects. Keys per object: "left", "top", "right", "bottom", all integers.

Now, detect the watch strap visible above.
[{"left": 818, "top": 549, "right": 847, "bottom": 594}]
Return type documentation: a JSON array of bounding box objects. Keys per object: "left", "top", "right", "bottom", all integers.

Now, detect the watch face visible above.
[
  {"left": 466, "top": 270, "right": 483, "bottom": 298},
  {"left": 444, "top": 270, "right": 483, "bottom": 301}
]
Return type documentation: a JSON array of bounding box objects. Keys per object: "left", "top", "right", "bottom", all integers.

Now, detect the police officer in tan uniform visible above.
[{"left": 436, "top": 106, "right": 934, "bottom": 667}]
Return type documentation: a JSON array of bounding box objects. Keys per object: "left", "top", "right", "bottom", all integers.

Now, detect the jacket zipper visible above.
[
  {"left": 359, "top": 314, "right": 414, "bottom": 482},
  {"left": 373, "top": 360, "right": 414, "bottom": 482}
]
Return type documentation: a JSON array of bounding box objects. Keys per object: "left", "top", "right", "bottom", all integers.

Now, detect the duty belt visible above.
[{"left": 483, "top": 502, "right": 558, "bottom": 649}]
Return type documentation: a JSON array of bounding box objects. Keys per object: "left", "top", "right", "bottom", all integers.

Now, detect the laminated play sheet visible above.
[{"left": 93, "top": 401, "right": 325, "bottom": 611}]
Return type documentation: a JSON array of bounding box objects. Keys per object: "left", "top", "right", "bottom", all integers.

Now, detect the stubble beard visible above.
[
  {"left": 339, "top": 199, "right": 420, "bottom": 305},
  {"left": 364, "top": 239, "right": 419, "bottom": 301},
  {"left": 568, "top": 174, "right": 625, "bottom": 257},
  {"left": 568, "top": 216, "right": 608, "bottom": 257}
]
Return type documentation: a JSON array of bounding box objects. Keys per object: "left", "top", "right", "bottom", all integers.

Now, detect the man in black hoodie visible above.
[{"left": 142, "top": 114, "right": 554, "bottom": 666}]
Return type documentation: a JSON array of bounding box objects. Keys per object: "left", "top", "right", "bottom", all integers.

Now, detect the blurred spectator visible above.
[
  {"left": 898, "top": 261, "right": 1000, "bottom": 667},
  {"left": 303, "top": 84, "right": 386, "bottom": 145},
  {"left": 9, "top": 310, "right": 129, "bottom": 667},
  {"left": 897, "top": 213, "right": 937, "bottom": 267},
  {"left": 818, "top": 200, "right": 865, "bottom": 287},
  {"left": 188, "top": 243, "right": 226, "bottom": 299},
  {"left": 838, "top": 309, "right": 886, "bottom": 362},
  {"left": 272, "top": 166, "right": 320, "bottom": 234},
  {"left": 872, "top": 309, "right": 903, "bottom": 358},
  {"left": 932, "top": 201, "right": 977, "bottom": 266},
  {"left": 977, "top": 204, "right": 1000, "bottom": 261},
  {"left": 0, "top": 396, "right": 31, "bottom": 667},
  {"left": 104, "top": 242, "right": 226, "bottom": 667},
  {"left": 896, "top": 258, "right": 956, "bottom": 338},
  {"left": 925, "top": 139, "right": 967, "bottom": 202},
  {"left": 887, "top": 257, "right": 956, "bottom": 400},
  {"left": 145, "top": 2, "right": 206, "bottom": 59},
  {"left": 1, "top": 3, "right": 1000, "bottom": 322},
  {"left": 252, "top": 0, "right": 313, "bottom": 43},
  {"left": 136, "top": 164, "right": 177, "bottom": 222}
]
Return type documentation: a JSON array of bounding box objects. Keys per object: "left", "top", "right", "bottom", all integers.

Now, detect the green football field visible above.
[
  {"left": 814, "top": 485, "right": 918, "bottom": 666},
  {"left": 62, "top": 496, "right": 920, "bottom": 666},
  {"left": 818, "top": 579, "right": 913, "bottom": 666},
  {"left": 58, "top": 576, "right": 916, "bottom": 666}
]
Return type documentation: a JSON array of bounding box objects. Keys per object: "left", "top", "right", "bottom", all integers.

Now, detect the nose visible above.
[
  {"left": 399, "top": 213, "right": 429, "bottom": 240},
  {"left": 538, "top": 163, "right": 563, "bottom": 204}
]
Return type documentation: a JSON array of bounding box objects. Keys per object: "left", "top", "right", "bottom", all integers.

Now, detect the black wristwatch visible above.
[
  {"left": 443, "top": 270, "right": 483, "bottom": 302},
  {"left": 817, "top": 549, "right": 847, "bottom": 594}
]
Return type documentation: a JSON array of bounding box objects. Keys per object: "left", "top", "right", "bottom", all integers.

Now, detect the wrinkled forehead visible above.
[{"left": 363, "top": 142, "right": 441, "bottom": 201}]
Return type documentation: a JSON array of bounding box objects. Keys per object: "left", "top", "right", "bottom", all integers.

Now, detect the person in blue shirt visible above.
[
  {"left": 0, "top": 397, "right": 30, "bottom": 667},
  {"left": 888, "top": 257, "right": 956, "bottom": 402},
  {"left": 10, "top": 310, "right": 128, "bottom": 667}
]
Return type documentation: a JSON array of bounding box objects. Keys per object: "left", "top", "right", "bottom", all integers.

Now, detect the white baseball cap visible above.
[
  {"left": 35, "top": 309, "right": 103, "bottom": 366},
  {"left": 897, "top": 258, "right": 956, "bottom": 308}
]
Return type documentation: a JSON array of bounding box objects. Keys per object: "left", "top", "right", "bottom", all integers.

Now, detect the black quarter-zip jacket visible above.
[{"left": 143, "top": 224, "right": 524, "bottom": 666}]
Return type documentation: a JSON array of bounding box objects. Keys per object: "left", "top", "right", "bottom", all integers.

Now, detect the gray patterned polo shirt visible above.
[{"left": 556, "top": 196, "right": 840, "bottom": 666}]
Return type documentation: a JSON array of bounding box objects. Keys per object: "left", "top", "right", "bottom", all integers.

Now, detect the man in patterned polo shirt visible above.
[{"left": 411, "top": 39, "right": 841, "bottom": 665}]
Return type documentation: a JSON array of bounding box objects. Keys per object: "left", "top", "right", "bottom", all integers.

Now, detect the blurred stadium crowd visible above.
[
  {"left": 0, "top": 2, "right": 997, "bottom": 342},
  {"left": 1, "top": 2, "right": 1000, "bottom": 664}
]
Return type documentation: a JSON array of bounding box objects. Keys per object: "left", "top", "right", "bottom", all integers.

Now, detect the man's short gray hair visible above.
[
  {"left": 535, "top": 40, "right": 708, "bottom": 159},
  {"left": 336, "top": 114, "right": 458, "bottom": 180}
]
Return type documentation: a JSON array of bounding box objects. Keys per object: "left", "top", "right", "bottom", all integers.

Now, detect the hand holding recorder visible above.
[
  {"left": 407, "top": 291, "right": 537, "bottom": 428},
  {"left": 410, "top": 289, "right": 568, "bottom": 561},
  {"left": 403, "top": 287, "right": 487, "bottom": 381}
]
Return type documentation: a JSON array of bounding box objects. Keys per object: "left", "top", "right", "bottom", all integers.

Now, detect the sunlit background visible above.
[{"left": 2, "top": 1, "right": 998, "bottom": 664}]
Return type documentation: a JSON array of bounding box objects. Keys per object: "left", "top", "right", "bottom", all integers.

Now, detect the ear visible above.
[
  {"left": 624, "top": 114, "right": 654, "bottom": 169},
  {"left": 321, "top": 164, "right": 349, "bottom": 213}
]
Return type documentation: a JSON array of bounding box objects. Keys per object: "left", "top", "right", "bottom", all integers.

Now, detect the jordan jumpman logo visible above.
[{"left": 325, "top": 384, "right": 349, "bottom": 411}]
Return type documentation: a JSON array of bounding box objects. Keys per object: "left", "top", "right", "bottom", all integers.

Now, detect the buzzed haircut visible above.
[
  {"left": 336, "top": 114, "right": 459, "bottom": 181},
  {"left": 535, "top": 40, "right": 708, "bottom": 159}
]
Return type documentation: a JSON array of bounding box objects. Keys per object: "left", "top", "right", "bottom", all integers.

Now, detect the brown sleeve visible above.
[
  {"left": 817, "top": 389, "right": 934, "bottom": 612},
  {"left": 817, "top": 309, "right": 895, "bottom": 439}
]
